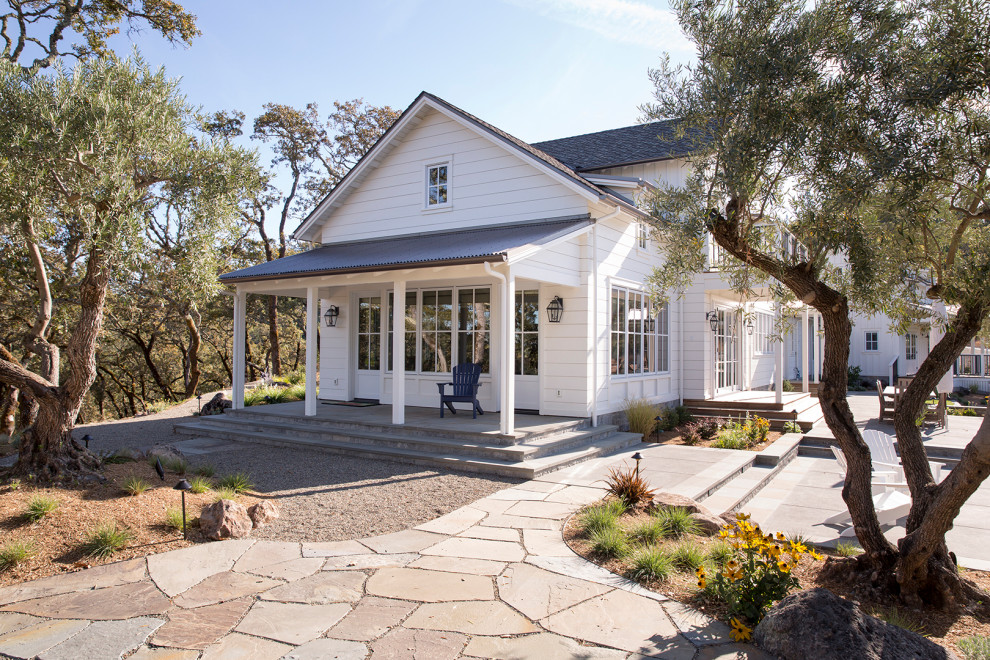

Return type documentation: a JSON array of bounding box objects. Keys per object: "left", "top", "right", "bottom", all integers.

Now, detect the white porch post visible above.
[
  {"left": 802, "top": 306, "right": 810, "bottom": 393},
  {"left": 392, "top": 279, "right": 406, "bottom": 425},
  {"left": 775, "top": 305, "right": 784, "bottom": 404},
  {"left": 232, "top": 288, "right": 246, "bottom": 410},
  {"left": 304, "top": 286, "right": 318, "bottom": 416},
  {"left": 813, "top": 314, "right": 820, "bottom": 383},
  {"left": 503, "top": 271, "right": 516, "bottom": 435}
]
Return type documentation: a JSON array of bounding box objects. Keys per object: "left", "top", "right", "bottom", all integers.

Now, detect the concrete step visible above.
[
  {"left": 696, "top": 434, "right": 803, "bottom": 515},
  {"left": 684, "top": 394, "right": 817, "bottom": 413}
]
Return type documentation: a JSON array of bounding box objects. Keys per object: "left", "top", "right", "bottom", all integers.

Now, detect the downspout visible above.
[
  {"left": 484, "top": 261, "right": 509, "bottom": 434},
  {"left": 592, "top": 206, "right": 623, "bottom": 427}
]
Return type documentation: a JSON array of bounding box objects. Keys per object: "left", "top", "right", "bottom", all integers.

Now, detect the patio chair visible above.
[
  {"left": 438, "top": 363, "right": 484, "bottom": 419},
  {"left": 876, "top": 380, "right": 896, "bottom": 422},
  {"left": 863, "top": 430, "right": 945, "bottom": 483},
  {"left": 826, "top": 446, "right": 912, "bottom": 537}
]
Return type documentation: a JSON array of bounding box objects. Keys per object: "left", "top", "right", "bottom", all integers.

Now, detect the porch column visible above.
[
  {"left": 305, "top": 286, "right": 318, "bottom": 416},
  {"left": 502, "top": 271, "right": 516, "bottom": 435},
  {"left": 232, "top": 288, "right": 246, "bottom": 410},
  {"left": 392, "top": 279, "right": 406, "bottom": 425},
  {"left": 801, "top": 306, "right": 809, "bottom": 393},
  {"left": 813, "top": 314, "right": 820, "bottom": 383},
  {"left": 775, "top": 305, "right": 784, "bottom": 404}
]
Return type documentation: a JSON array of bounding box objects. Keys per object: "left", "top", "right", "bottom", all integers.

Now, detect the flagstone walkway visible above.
[{"left": 0, "top": 452, "right": 769, "bottom": 660}]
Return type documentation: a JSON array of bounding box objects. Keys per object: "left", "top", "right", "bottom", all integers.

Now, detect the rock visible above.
[
  {"left": 652, "top": 492, "right": 726, "bottom": 536},
  {"left": 147, "top": 444, "right": 184, "bottom": 461},
  {"left": 247, "top": 501, "right": 279, "bottom": 529},
  {"left": 200, "top": 500, "right": 253, "bottom": 541},
  {"left": 201, "top": 393, "right": 232, "bottom": 416},
  {"left": 690, "top": 511, "right": 727, "bottom": 535},
  {"left": 114, "top": 447, "right": 144, "bottom": 461},
  {"left": 753, "top": 588, "right": 958, "bottom": 660}
]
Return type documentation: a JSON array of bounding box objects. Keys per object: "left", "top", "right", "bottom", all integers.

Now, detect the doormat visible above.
[{"left": 322, "top": 400, "right": 379, "bottom": 407}]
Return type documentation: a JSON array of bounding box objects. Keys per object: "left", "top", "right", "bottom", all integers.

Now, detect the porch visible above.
[{"left": 683, "top": 390, "right": 824, "bottom": 431}]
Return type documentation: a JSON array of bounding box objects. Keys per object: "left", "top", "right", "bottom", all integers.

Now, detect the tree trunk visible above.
[
  {"left": 183, "top": 308, "right": 202, "bottom": 398},
  {"left": 0, "top": 384, "right": 17, "bottom": 436},
  {"left": 16, "top": 394, "right": 99, "bottom": 477},
  {"left": 267, "top": 295, "right": 281, "bottom": 376}
]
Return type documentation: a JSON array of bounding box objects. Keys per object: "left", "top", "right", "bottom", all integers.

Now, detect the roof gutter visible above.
[{"left": 219, "top": 255, "right": 502, "bottom": 284}]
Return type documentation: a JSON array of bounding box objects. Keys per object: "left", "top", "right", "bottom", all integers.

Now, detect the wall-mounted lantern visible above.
[
  {"left": 746, "top": 318, "right": 755, "bottom": 335},
  {"left": 323, "top": 305, "right": 340, "bottom": 327},
  {"left": 546, "top": 296, "right": 564, "bottom": 323},
  {"left": 706, "top": 310, "right": 719, "bottom": 332}
]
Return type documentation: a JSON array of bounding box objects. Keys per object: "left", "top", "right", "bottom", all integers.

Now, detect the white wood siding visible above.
[{"left": 319, "top": 109, "right": 589, "bottom": 244}]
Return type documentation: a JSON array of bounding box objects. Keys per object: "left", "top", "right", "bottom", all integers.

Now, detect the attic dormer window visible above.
[{"left": 426, "top": 162, "right": 450, "bottom": 208}]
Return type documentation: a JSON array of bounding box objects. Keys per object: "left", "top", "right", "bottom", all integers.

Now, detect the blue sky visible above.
[{"left": 115, "top": 0, "right": 693, "bottom": 143}]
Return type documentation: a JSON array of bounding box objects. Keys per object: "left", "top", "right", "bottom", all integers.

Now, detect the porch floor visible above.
[{"left": 232, "top": 400, "right": 582, "bottom": 439}]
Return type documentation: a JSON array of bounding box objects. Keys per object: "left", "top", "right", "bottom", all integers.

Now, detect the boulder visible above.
[
  {"left": 247, "top": 501, "right": 280, "bottom": 529},
  {"left": 199, "top": 499, "right": 253, "bottom": 540},
  {"left": 147, "top": 443, "right": 184, "bottom": 461},
  {"left": 201, "top": 392, "right": 232, "bottom": 416},
  {"left": 754, "top": 588, "right": 957, "bottom": 660},
  {"left": 653, "top": 492, "right": 727, "bottom": 535}
]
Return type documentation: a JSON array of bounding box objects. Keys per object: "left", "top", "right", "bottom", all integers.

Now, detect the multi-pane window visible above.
[
  {"left": 386, "top": 287, "right": 490, "bottom": 374},
  {"left": 610, "top": 287, "right": 669, "bottom": 376},
  {"left": 515, "top": 290, "right": 539, "bottom": 375},
  {"left": 357, "top": 297, "right": 381, "bottom": 371},
  {"left": 426, "top": 163, "right": 449, "bottom": 207},
  {"left": 754, "top": 313, "right": 774, "bottom": 354},
  {"left": 637, "top": 222, "right": 648, "bottom": 249},
  {"left": 905, "top": 333, "right": 917, "bottom": 361},
  {"left": 865, "top": 331, "right": 879, "bottom": 352}
]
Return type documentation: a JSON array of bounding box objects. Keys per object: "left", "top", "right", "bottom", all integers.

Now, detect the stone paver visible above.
[
  {"left": 522, "top": 528, "right": 576, "bottom": 557},
  {"left": 369, "top": 627, "right": 466, "bottom": 660},
  {"left": 407, "top": 555, "right": 506, "bottom": 575},
  {"left": 0, "top": 558, "right": 146, "bottom": 606},
  {"left": 360, "top": 529, "right": 445, "bottom": 554},
  {"left": 503, "top": 500, "right": 576, "bottom": 519},
  {"left": 174, "top": 571, "right": 281, "bottom": 608},
  {"left": 321, "top": 552, "right": 419, "bottom": 570},
  {"left": 419, "top": 536, "right": 526, "bottom": 561},
  {"left": 127, "top": 648, "right": 201, "bottom": 660},
  {"left": 201, "top": 632, "right": 292, "bottom": 659},
  {"left": 497, "top": 562, "right": 612, "bottom": 620},
  {"left": 248, "top": 557, "right": 325, "bottom": 581},
  {"left": 326, "top": 596, "right": 416, "bottom": 642},
  {"left": 0, "top": 613, "right": 41, "bottom": 636},
  {"left": 0, "top": 619, "right": 90, "bottom": 659},
  {"left": 236, "top": 600, "right": 351, "bottom": 645},
  {"left": 301, "top": 540, "right": 369, "bottom": 558},
  {"left": 365, "top": 567, "right": 493, "bottom": 602},
  {"left": 38, "top": 617, "right": 163, "bottom": 660},
  {"left": 260, "top": 571, "right": 366, "bottom": 604},
  {"left": 404, "top": 600, "right": 538, "bottom": 635},
  {"left": 148, "top": 539, "right": 253, "bottom": 597},
  {"left": 151, "top": 598, "right": 253, "bottom": 650},
  {"left": 281, "top": 638, "right": 367, "bottom": 659},
  {"left": 233, "top": 541, "right": 302, "bottom": 573},
  {"left": 462, "top": 632, "right": 628, "bottom": 659},
  {"left": 457, "top": 525, "right": 520, "bottom": 541},
  {"left": 1, "top": 581, "right": 170, "bottom": 619},
  {"left": 414, "top": 505, "right": 486, "bottom": 534}
]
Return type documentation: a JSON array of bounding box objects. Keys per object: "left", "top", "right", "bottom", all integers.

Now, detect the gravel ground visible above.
[{"left": 73, "top": 394, "right": 520, "bottom": 542}]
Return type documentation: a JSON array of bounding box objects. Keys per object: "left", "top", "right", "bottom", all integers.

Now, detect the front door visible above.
[
  {"left": 354, "top": 296, "right": 381, "bottom": 400},
  {"left": 514, "top": 290, "right": 540, "bottom": 411},
  {"left": 714, "top": 308, "right": 740, "bottom": 394}
]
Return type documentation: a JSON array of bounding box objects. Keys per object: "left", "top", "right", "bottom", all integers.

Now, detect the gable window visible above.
[
  {"left": 426, "top": 162, "right": 450, "bottom": 208},
  {"left": 637, "top": 222, "right": 648, "bottom": 249},
  {"left": 905, "top": 333, "right": 917, "bottom": 361},
  {"left": 865, "top": 331, "right": 879, "bottom": 352},
  {"left": 610, "top": 286, "right": 669, "bottom": 376}
]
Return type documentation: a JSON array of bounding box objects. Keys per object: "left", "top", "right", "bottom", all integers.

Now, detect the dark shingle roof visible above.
[
  {"left": 223, "top": 216, "right": 592, "bottom": 282},
  {"left": 532, "top": 119, "right": 706, "bottom": 172}
]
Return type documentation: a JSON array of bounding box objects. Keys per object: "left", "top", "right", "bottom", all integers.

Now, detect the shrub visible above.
[
  {"left": 212, "top": 486, "right": 239, "bottom": 502},
  {"left": 630, "top": 547, "right": 674, "bottom": 582},
  {"left": 165, "top": 507, "right": 185, "bottom": 531},
  {"left": 867, "top": 606, "right": 927, "bottom": 636},
  {"left": 746, "top": 417, "right": 770, "bottom": 446},
  {"left": 781, "top": 421, "right": 802, "bottom": 434},
  {"left": 83, "top": 522, "right": 135, "bottom": 558},
  {"left": 834, "top": 541, "right": 862, "bottom": 557},
  {"left": 143, "top": 400, "right": 169, "bottom": 414},
  {"left": 244, "top": 383, "right": 306, "bottom": 406},
  {"left": 278, "top": 370, "right": 306, "bottom": 385},
  {"left": 707, "top": 514, "right": 822, "bottom": 624},
  {"left": 624, "top": 398, "right": 660, "bottom": 437},
  {"left": 959, "top": 635, "right": 990, "bottom": 660},
  {"left": 696, "top": 417, "right": 722, "bottom": 440},
  {"left": 578, "top": 502, "right": 624, "bottom": 536},
  {"left": 605, "top": 467, "right": 654, "bottom": 507},
  {"left": 681, "top": 422, "right": 703, "bottom": 446},
  {"left": 629, "top": 518, "right": 667, "bottom": 545},
  {"left": 122, "top": 476, "right": 151, "bottom": 496},
  {"left": 25, "top": 495, "right": 59, "bottom": 521},
  {"left": 162, "top": 456, "right": 189, "bottom": 474},
  {"left": 670, "top": 540, "right": 705, "bottom": 572},
  {"left": 654, "top": 506, "right": 699, "bottom": 538},
  {"left": 949, "top": 407, "right": 983, "bottom": 417},
  {"left": 847, "top": 365, "right": 862, "bottom": 388},
  {"left": 0, "top": 540, "right": 35, "bottom": 570},
  {"left": 706, "top": 540, "right": 735, "bottom": 567},
  {"left": 782, "top": 379, "right": 795, "bottom": 392},
  {"left": 711, "top": 434, "right": 746, "bottom": 450},
  {"left": 656, "top": 407, "right": 680, "bottom": 432},
  {"left": 589, "top": 527, "right": 630, "bottom": 559},
  {"left": 188, "top": 476, "right": 211, "bottom": 494},
  {"left": 194, "top": 463, "right": 216, "bottom": 477},
  {"left": 674, "top": 405, "right": 693, "bottom": 425},
  {"left": 216, "top": 472, "right": 253, "bottom": 493}
]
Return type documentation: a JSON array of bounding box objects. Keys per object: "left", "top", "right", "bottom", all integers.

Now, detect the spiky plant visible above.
[
  {"left": 605, "top": 466, "right": 655, "bottom": 507},
  {"left": 25, "top": 495, "right": 59, "bottom": 521},
  {"left": 82, "top": 522, "right": 135, "bottom": 558},
  {"left": 629, "top": 547, "right": 674, "bottom": 582}
]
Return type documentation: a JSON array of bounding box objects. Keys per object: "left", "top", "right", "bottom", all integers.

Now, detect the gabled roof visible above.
[
  {"left": 291, "top": 92, "right": 648, "bottom": 242},
  {"left": 532, "top": 119, "right": 707, "bottom": 171},
  {"left": 224, "top": 216, "right": 592, "bottom": 283}
]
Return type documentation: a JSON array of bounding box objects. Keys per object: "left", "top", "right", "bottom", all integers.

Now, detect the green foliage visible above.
[
  {"left": 212, "top": 487, "right": 239, "bottom": 502},
  {"left": 188, "top": 476, "right": 211, "bottom": 494},
  {"left": 670, "top": 540, "right": 706, "bottom": 572},
  {"left": 0, "top": 540, "right": 35, "bottom": 570},
  {"left": 949, "top": 407, "right": 984, "bottom": 417},
  {"left": 589, "top": 527, "right": 631, "bottom": 559},
  {"left": 705, "top": 540, "right": 736, "bottom": 567},
  {"left": 867, "top": 606, "right": 927, "bottom": 636},
  {"left": 674, "top": 405, "right": 693, "bottom": 425},
  {"left": 681, "top": 422, "right": 703, "bottom": 446},
  {"left": 216, "top": 472, "right": 253, "bottom": 493},
  {"left": 782, "top": 379, "right": 795, "bottom": 393},
  {"left": 244, "top": 383, "right": 306, "bottom": 406},
  {"left": 629, "top": 518, "right": 668, "bottom": 545},
  {"left": 624, "top": 398, "right": 660, "bottom": 437},
  {"left": 747, "top": 417, "right": 770, "bottom": 445},
  {"left": 82, "top": 522, "right": 135, "bottom": 558},
  {"left": 781, "top": 421, "right": 803, "bottom": 434},
  {"left": 194, "top": 463, "right": 216, "bottom": 477},
  {"left": 605, "top": 467, "right": 655, "bottom": 507},
  {"left": 164, "top": 507, "right": 185, "bottom": 531},
  {"left": 959, "top": 635, "right": 990, "bottom": 660},
  {"left": 160, "top": 456, "right": 189, "bottom": 474},
  {"left": 143, "top": 400, "right": 169, "bottom": 415},
  {"left": 578, "top": 503, "right": 624, "bottom": 537},
  {"left": 847, "top": 366, "right": 863, "bottom": 388},
  {"left": 25, "top": 495, "right": 59, "bottom": 521},
  {"left": 654, "top": 506, "right": 699, "bottom": 538},
  {"left": 102, "top": 451, "right": 135, "bottom": 464},
  {"left": 835, "top": 541, "right": 863, "bottom": 557},
  {"left": 122, "top": 476, "right": 151, "bottom": 496},
  {"left": 277, "top": 370, "right": 306, "bottom": 385},
  {"left": 630, "top": 547, "right": 674, "bottom": 582}
]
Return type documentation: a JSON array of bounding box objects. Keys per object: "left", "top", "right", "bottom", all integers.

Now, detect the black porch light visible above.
[
  {"left": 546, "top": 296, "right": 564, "bottom": 323},
  {"left": 323, "top": 305, "right": 340, "bottom": 328},
  {"left": 706, "top": 311, "right": 719, "bottom": 332},
  {"left": 632, "top": 451, "right": 643, "bottom": 478},
  {"left": 745, "top": 318, "right": 755, "bottom": 335},
  {"left": 173, "top": 479, "right": 193, "bottom": 540}
]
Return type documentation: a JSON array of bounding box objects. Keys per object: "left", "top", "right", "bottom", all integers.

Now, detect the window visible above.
[
  {"left": 905, "top": 333, "right": 917, "bottom": 361},
  {"left": 610, "top": 286, "right": 669, "bottom": 376},
  {"left": 387, "top": 287, "right": 490, "bottom": 374},
  {"left": 515, "top": 290, "right": 539, "bottom": 375},
  {"left": 754, "top": 313, "right": 774, "bottom": 355},
  {"left": 637, "top": 222, "right": 648, "bottom": 249},
  {"left": 865, "top": 331, "right": 879, "bottom": 352},
  {"left": 357, "top": 297, "right": 381, "bottom": 371},
  {"left": 426, "top": 162, "right": 449, "bottom": 207}
]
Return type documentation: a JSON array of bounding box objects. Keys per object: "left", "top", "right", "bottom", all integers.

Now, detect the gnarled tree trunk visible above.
[{"left": 184, "top": 307, "right": 202, "bottom": 398}]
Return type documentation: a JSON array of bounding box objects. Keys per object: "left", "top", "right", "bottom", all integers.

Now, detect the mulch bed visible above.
[
  {"left": 0, "top": 460, "right": 260, "bottom": 588},
  {"left": 564, "top": 498, "right": 990, "bottom": 657},
  {"left": 648, "top": 429, "right": 783, "bottom": 452}
]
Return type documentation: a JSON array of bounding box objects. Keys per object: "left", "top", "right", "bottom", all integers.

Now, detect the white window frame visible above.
[
  {"left": 754, "top": 312, "right": 774, "bottom": 355},
  {"left": 905, "top": 333, "right": 917, "bottom": 361},
  {"left": 637, "top": 222, "right": 648, "bottom": 249},
  {"left": 865, "top": 331, "right": 879, "bottom": 352},
  {"left": 610, "top": 285, "right": 669, "bottom": 378},
  {"left": 423, "top": 156, "right": 452, "bottom": 212}
]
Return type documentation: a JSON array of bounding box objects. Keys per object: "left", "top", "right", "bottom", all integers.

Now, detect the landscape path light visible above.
[
  {"left": 82, "top": 434, "right": 91, "bottom": 449},
  {"left": 154, "top": 458, "right": 165, "bottom": 482},
  {"left": 632, "top": 451, "right": 643, "bottom": 479},
  {"left": 174, "top": 479, "right": 193, "bottom": 540}
]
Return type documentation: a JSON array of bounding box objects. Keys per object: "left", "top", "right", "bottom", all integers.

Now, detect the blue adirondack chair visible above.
[{"left": 438, "top": 363, "right": 484, "bottom": 419}]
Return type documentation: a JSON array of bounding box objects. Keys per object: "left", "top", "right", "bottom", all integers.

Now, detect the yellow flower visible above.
[
  {"left": 730, "top": 618, "right": 753, "bottom": 642},
  {"left": 777, "top": 560, "right": 791, "bottom": 573},
  {"left": 810, "top": 550, "right": 824, "bottom": 561},
  {"left": 695, "top": 566, "right": 706, "bottom": 578},
  {"left": 789, "top": 552, "right": 801, "bottom": 564},
  {"left": 727, "top": 567, "right": 743, "bottom": 582},
  {"left": 697, "top": 577, "right": 707, "bottom": 589},
  {"left": 776, "top": 531, "right": 786, "bottom": 541},
  {"left": 726, "top": 559, "right": 739, "bottom": 571},
  {"left": 718, "top": 528, "right": 731, "bottom": 539},
  {"left": 789, "top": 540, "right": 808, "bottom": 554},
  {"left": 736, "top": 513, "right": 751, "bottom": 521}
]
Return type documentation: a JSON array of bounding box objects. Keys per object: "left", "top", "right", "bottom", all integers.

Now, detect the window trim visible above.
[
  {"left": 864, "top": 331, "right": 880, "bottom": 353},
  {"left": 636, "top": 222, "right": 648, "bottom": 250},
  {"left": 610, "top": 284, "right": 670, "bottom": 379},
  {"left": 905, "top": 333, "right": 918, "bottom": 361},
  {"left": 422, "top": 155, "right": 453, "bottom": 212},
  {"left": 753, "top": 312, "right": 775, "bottom": 355}
]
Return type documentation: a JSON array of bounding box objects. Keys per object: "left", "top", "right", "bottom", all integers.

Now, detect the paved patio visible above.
[{"left": 0, "top": 446, "right": 769, "bottom": 660}]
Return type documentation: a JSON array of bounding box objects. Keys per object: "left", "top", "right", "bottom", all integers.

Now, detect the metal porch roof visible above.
[{"left": 221, "top": 216, "right": 592, "bottom": 283}]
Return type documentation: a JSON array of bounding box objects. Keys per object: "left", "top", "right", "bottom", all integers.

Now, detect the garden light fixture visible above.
[
  {"left": 324, "top": 305, "right": 340, "bottom": 327},
  {"left": 174, "top": 479, "right": 193, "bottom": 540},
  {"left": 632, "top": 451, "right": 643, "bottom": 478},
  {"left": 154, "top": 458, "right": 165, "bottom": 481},
  {"left": 546, "top": 296, "right": 564, "bottom": 323},
  {"left": 197, "top": 394, "right": 202, "bottom": 412},
  {"left": 82, "top": 434, "right": 91, "bottom": 449}
]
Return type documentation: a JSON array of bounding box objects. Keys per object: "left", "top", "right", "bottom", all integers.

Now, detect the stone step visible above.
[
  {"left": 173, "top": 419, "right": 641, "bottom": 479},
  {"left": 798, "top": 434, "right": 962, "bottom": 467},
  {"left": 696, "top": 434, "right": 803, "bottom": 515},
  {"left": 684, "top": 394, "right": 817, "bottom": 413}
]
